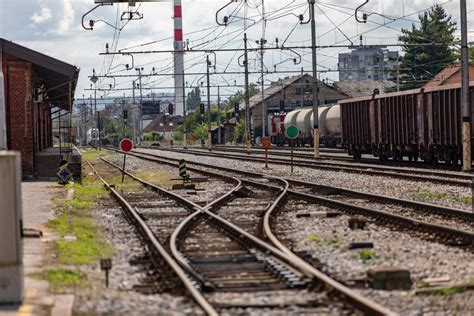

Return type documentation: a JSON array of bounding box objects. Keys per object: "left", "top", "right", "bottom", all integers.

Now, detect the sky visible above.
[{"left": 0, "top": 0, "right": 473, "bottom": 110}]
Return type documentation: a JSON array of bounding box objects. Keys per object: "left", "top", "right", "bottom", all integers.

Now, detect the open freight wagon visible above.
[{"left": 340, "top": 82, "right": 474, "bottom": 165}]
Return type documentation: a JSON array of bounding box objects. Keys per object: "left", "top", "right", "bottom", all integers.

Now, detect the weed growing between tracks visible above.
[{"left": 412, "top": 192, "right": 472, "bottom": 206}]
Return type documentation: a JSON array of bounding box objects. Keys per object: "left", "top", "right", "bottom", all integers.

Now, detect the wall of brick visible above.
[{"left": 5, "top": 59, "right": 34, "bottom": 175}]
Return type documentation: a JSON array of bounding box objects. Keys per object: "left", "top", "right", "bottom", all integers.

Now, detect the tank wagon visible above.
[
  {"left": 275, "top": 104, "right": 342, "bottom": 147},
  {"left": 340, "top": 82, "right": 474, "bottom": 165}
]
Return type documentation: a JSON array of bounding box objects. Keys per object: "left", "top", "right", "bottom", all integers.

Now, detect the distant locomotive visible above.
[
  {"left": 269, "top": 104, "right": 342, "bottom": 147},
  {"left": 340, "top": 82, "right": 474, "bottom": 165},
  {"left": 87, "top": 128, "right": 100, "bottom": 147}
]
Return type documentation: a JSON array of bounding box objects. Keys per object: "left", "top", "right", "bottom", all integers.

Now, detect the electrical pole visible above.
[
  {"left": 183, "top": 80, "right": 187, "bottom": 149},
  {"left": 260, "top": 38, "right": 266, "bottom": 138},
  {"left": 94, "top": 88, "right": 97, "bottom": 128},
  {"left": 136, "top": 68, "right": 143, "bottom": 143},
  {"left": 132, "top": 80, "right": 137, "bottom": 143},
  {"left": 244, "top": 33, "right": 251, "bottom": 153},
  {"left": 301, "top": 67, "right": 304, "bottom": 108},
  {"left": 260, "top": 1, "right": 266, "bottom": 139},
  {"left": 396, "top": 54, "right": 400, "bottom": 92},
  {"left": 460, "top": 0, "right": 471, "bottom": 171},
  {"left": 309, "top": 0, "right": 320, "bottom": 158},
  {"left": 217, "top": 85, "right": 221, "bottom": 145},
  {"left": 207, "top": 55, "right": 212, "bottom": 151}
]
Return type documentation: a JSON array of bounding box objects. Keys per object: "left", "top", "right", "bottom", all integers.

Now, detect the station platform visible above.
[
  {"left": 35, "top": 147, "right": 81, "bottom": 180},
  {"left": 0, "top": 181, "right": 73, "bottom": 316}
]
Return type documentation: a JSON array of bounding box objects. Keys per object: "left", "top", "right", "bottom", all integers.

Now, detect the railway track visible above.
[
  {"left": 144, "top": 147, "right": 473, "bottom": 187},
  {"left": 81, "top": 150, "right": 392, "bottom": 315},
  {"left": 121, "top": 148, "right": 473, "bottom": 247},
  {"left": 213, "top": 145, "right": 474, "bottom": 171}
]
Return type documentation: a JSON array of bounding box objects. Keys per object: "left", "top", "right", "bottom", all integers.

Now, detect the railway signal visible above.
[
  {"left": 262, "top": 136, "right": 271, "bottom": 168},
  {"left": 168, "top": 103, "right": 174, "bottom": 115},
  {"left": 119, "top": 138, "right": 133, "bottom": 183}
]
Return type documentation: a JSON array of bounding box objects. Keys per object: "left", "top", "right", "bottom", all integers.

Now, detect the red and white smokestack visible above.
[{"left": 173, "top": 0, "right": 184, "bottom": 116}]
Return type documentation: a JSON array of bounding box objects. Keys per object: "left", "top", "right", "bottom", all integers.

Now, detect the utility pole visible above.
[
  {"left": 136, "top": 67, "right": 144, "bottom": 142},
  {"left": 207, "top": 55, "right": 212, "bottom": 151},
  {"left": 183, "top": 81, "right": 187, "bottom": 149},
  {"left": 259, "top": 38, "right": 266, "bottom": 138},
  {"left": 244, "top": 33, "right": 251, "bottom": 153},
  {"left": 309, "top": 0, "right": 320, "bottom": 158},
  {"left": 460, "top": 0, "right": 471, "bottom": 171},
  {"left": 260, "top": 1, "right": 266, "bottom": 139},
  {"left": 132, "top": 80, "right": 137, "bottom": 143},
  {"left": 396, "top": 54, "right": 400, "bottom": 92},
  {"left": 301, "top": 67, "right": 304, "bottom": 108},
  {"left": 217, "top": 86, "right": 221, "bottom": 145}
]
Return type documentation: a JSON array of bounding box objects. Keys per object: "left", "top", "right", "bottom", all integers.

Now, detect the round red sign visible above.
[{"left": 119, "top": 138, "right": 133, "bottom": 152}]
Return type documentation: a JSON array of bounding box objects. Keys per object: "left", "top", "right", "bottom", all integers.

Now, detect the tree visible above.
[
  {"left": 186, "top": 87, "right": 201, "bottom": 111},
  {"left": 397, "top": 5, "right": 456, "bottom": 90},
  {"left": 227, "top": 83, "right": 260, "bottom": 108}
]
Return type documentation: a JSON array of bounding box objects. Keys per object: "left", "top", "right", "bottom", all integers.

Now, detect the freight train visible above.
[
  {"left": 269, "top": 104, "right": 342, "bottom": 147},
  {"left": 340, "top": 82, "right": 474, "bottom": 165},
  {"left": 269, "top": 82, "right": 473, "bottom": 165}
]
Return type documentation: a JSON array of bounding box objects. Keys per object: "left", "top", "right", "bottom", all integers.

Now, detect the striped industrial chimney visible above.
[{"left": 173, "top": 0, "right": 184, "bottom": 116}]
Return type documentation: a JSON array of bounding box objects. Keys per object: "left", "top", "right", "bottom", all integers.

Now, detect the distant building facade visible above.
[{"left": 338, "top": 46, "right": 398, "bottom": 81}]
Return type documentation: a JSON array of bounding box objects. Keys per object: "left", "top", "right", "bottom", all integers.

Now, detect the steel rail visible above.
[
  {"left": 102, "top": 147, "right": 394, "bottom": 315},
  {"left": 80, "top": 153, "right": 218, "bottom": 316},
  {"left": 287, "top": 178, "right": 474, "bottom": 221},
  {"left": 286, "top": 190, "right": 474, "bottom": 245},
  {"left": 99, "top": 158, "right": 215, "bottom": 289},
  {"left": 122, "top": 149, "right": 473, "bottom": 245},
  {"left": 259, "top": 177, "right": 398, "bottom": 316},
  {"left": 209, "top": 146, "right": 474, "bottom": 180},
  {"left": 155, "top": 147, "right": 472, "bottom": 187},
  {"left": 169, "top": 176, "right": 244, "bottom": 292}
]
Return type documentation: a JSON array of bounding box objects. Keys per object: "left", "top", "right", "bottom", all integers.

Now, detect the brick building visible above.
[{"left": 0, "top": 39, "right": 79, "bottom": 177}]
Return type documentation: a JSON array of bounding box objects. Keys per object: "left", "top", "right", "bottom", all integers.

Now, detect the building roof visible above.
[
  {"left": 423, "top": 64, "right": 474, "bottom": 88},
  {"left": 333, "top": 80, "right": 396, "bottom": 98},
  {"left": 1, "top": 38, "right": 79, "bottom": 110},
  {"left": 143, "top": 114, "right": 182, "bottom": 133},
  {"left": 238, "top": 74, "right": 317, "bottom": 110}
]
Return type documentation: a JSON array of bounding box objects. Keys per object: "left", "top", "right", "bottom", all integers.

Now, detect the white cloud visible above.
[
  {"left": 56, "top": 0, "right": 75, "bottom": 35},
  {"left": 30, "top": 7, "right": 52, "bottom": 24}
]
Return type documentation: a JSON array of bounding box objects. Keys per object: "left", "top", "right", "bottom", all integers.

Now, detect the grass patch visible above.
[
  {"left": 359, "top": 250, "right": 377, "bottom": 261},
  {"left": 81, "top": 149, "right": 108, "bottom": 162},
  {"left": 416, "top": 281, "right": 474, "bottom": 296},
  {"left": 135, "top": 170, "right": 179, "bottom": 189},
  {"left": 330, "top": 236, "right": 340, "bottom": 246},
  {"left": 48, "top": 176, "right": 112, "bottom": 265},
  {"left": 43, "top": 268, "right": 86, "bottom": 287},
  {"left": 307, "top": 235, "right": 321, "bottom": 242},
  {"left": 414, "top": 192, "right": 473, "bottom": 206}
]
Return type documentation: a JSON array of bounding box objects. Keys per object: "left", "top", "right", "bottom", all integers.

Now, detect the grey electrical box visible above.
[{"left": 0, "top": 151, "right": 24, "bottom": 303}]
